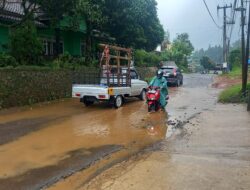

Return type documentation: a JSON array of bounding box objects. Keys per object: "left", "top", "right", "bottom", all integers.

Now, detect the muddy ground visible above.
[
  {"left": 1, "top": 73, "right": 249, "bottom": 190},
  {"left": 82, "top": 74, "right": 250, "bottom": 190},
  {"left": 0, "top": 84, "right": 167, "bottom": 189}
]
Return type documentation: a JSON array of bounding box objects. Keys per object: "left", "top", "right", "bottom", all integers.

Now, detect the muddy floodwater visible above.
[
  {"left": 83, "top": 74, "right": 250, "bottom": 190},
  {"left": 0, "top": 98, "right": 167, "bottom": 189},
  {"left": 2, "top": 74, "right": 246, "bottom": 190}
]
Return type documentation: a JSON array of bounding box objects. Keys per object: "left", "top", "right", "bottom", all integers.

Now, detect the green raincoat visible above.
[{"left": 149, "top": 76, "right": 168, "bottom": 108}]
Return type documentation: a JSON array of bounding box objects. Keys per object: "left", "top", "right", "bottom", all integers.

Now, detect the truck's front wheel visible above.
[
  {"left": 139, "top": 89, "right": 146, "bottom": 101},
  {"left": 114, "top": 96, "right": 123, "bottom": 109}
]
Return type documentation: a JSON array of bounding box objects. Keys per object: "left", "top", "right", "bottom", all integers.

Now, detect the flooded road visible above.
[
  {"left": 82, "top": 74, "right": 250, "bottom": 190},
  {"left": 0, "top": 96, "right": 167, "bottom": 189},
  {"left": 2, "top": 74, "right": 249, "bottom": 190}
]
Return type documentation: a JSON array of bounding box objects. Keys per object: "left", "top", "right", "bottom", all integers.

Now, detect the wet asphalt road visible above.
[{"left": 83, "top": 74, "right": 250, "bottom": 190}]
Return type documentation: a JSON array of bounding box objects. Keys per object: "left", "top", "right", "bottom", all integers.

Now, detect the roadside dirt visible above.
[{"left": 212, "top": 75, "right": 241, "bottom": 89}]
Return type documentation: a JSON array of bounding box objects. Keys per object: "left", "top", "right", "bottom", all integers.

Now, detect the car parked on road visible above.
[{"left": 161, "top": 66, "right": 183, "bottom": 87}]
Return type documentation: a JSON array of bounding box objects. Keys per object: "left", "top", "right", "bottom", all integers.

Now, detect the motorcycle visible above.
[{"left": 146, "top": 86, "right": 169, "bottom": 112}]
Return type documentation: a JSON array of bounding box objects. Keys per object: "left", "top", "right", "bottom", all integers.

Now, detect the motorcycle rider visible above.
[{"left": 149, "top": 69, "right": 168, "bottom": 110}]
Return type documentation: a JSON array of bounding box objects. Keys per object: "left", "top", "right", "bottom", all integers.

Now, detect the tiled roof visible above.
[
  {"left": 0, "top": 0, "right": 45, "bottom": 27},
  {"left": 1, "top": 0, "right": 24, "bottom": 16}
]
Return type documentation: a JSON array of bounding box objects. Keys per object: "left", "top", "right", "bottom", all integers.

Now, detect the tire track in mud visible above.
[
  {"left": 0, "top": 145, "right": 123, "bottom": 190},
  {"left": 0, "top": 116, "right": 65, "bottom": 145}
]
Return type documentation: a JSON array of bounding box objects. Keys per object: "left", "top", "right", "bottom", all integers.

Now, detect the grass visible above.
[
  {"left": 219, "top": 83, "right": 250, "bottom": 103},
  {"left": 221, "top": 67, "right": 242, "bottom": 78}
]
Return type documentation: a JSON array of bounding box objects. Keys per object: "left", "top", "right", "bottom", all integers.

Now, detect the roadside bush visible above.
[
  {"left": 229, "top": 49, "right": 241, "bottom": 68},
  {"left": 134, "top": 50, "right": 161, "bottom": 67},
  {"left": 0, "top": 53, "right": 18, "bottom": 67},
  {"left": 219, "top": 83, "right": 250, "bottom": 103},
  {"left": 10, "top": 20, "right": 43, "bottom": 65},
  {"left": 51, "top": 53, "right": 98, "bottom": 69}
]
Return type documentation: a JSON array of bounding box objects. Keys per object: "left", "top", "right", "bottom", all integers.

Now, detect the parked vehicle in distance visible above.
[
  {"left": 213, "top": 70, "right": 219, "bottom": 74},
  {"left": 72, "top": 44, "right": 148, "bottom": 108},
  {"left": 161, "top": 66, "right": 183, "bottom": 87}
]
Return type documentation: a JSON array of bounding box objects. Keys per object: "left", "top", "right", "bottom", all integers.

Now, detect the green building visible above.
[{"left": 0, "top": 1, "right": 87, "bottom": 57}]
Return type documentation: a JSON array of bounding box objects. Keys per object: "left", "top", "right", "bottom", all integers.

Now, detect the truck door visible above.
[{"left": 130, "top": 70, "right": 141, "bottom": 96}]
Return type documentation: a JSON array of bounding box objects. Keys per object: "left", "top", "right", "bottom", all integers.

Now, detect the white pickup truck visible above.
[{"left": 72, "top": 68, "right": 148, "bottom": 108}]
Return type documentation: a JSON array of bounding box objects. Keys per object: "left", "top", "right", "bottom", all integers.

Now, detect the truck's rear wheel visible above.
[
  {"left": 83, "top": 100, "right": 94, "bottom": 107},
  {"left": 114, "top": 96, "right": 123, "bottom": 109}
]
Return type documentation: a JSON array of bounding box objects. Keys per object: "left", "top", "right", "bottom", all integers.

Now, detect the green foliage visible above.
[
  {"left": 134, "top": 50, "right": 161, "bottom": 67},
  {"left": 161, "top": 33, "right": 194, "bottom": 69},
  {"left": 38, "top": 0, "right": 77, "bottom": 26},
  {"left": 200, "top": 56, "right": 215, "bottom": 70},
  {"left": 172, "top": 33, "right": 194, "bottom": 56},
  {"left": 219, "top": 83, "right": 250, "bottom": 103},
  {"left": 193, "top": 45, "right": 223, "bottom": 64},
  {"left": 102, "top": 0, "right": 164, "bottom": 51},
  {"left": 10, "top": 20, "right": 43, "bottom": 65},
  {"left": 0, "top": 53, "right": 18, "bottom": 67},
  {"left": 229, "top": 48, "right": 241, "bottom": 69},
  {"left": 221, "top": 66, "right": 242, "bottom": 78},
  {"left": 51, "top": 53, "right": 98, "bottom": 69},
  {"left": 76, "top": 0, "right": 105, "bottom": 62}
]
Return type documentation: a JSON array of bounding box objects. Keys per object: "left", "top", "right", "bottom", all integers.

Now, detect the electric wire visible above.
[
  {"left": 228, "top": 0, "right": 238, "bottom": 44},
  {"left": 203, "top": 0, "right": 223, "bottom": 29}
]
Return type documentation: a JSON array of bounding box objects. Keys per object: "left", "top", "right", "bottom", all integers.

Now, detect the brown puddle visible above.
[{"left": 0, "top": 99, "right": 167, "bottom": 189}]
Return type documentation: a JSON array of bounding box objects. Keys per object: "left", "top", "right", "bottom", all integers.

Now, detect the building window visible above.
[{"left": 42, "top": 39, "right": 64, "bottom": 56}]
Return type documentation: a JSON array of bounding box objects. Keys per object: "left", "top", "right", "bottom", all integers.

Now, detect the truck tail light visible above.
[
  {"left": 99, "top": 95, "right": 106, "bottom": 99},
  {"left": 75, "top": 93, "right": 81, "bottom": 97}
]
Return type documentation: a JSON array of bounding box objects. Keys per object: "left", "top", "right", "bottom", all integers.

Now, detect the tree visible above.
[
  {"left": 75, "top": 0, "right": 105, "bottom": 62},
  {"left": 161, "top": 30, "right": 170, "bottom": 50},
  {"left": 38, "top": 0, "right": 77, "bottom": 57},
  {"left": 10, "top": 20, "right": 43, "bottom": 65},
  {"left": 200, "top": 56, "right": 215, "bottom": 70},
  {"left": 172, "top": 33, "right": 194, "bottom": 56},
  {"left": 102, "top": 0, "right": 164, "bottom": 51},
  {"left": 229, "top": 49, "right": 241, "bottom": 68},
  {"left": 162, "top": 33, "right": 194, "bottom": 69},
  {"left": 192, "top": 45, "right": 223, "bottom": 66}
]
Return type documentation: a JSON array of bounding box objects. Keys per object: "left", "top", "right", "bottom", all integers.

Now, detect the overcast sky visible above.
[{"left": 156, "top": 0, "right": 241, "bottom": 50}]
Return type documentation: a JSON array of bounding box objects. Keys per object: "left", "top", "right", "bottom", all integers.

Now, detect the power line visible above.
[
  {"left": 203, "top": 0, "right": 223, "bottom": 29},
  {"left": 228, "top": 0, "right": 238, "bottom": 49}
]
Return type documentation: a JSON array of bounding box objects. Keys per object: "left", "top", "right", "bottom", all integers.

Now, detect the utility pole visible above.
[
  {"left": 245, "top": 0, "right": 250, "bottom": 98},
  {"left": 236, "top": 0, "right": 247, "bottom": 93},
  {"left": 218, "top": 4, "right": 232, "bottom": 67},
  {"left": 246, "top": 1, "right": 250, "bottom": 111}
]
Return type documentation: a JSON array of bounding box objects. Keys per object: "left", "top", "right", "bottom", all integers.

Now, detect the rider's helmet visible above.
[{"left": 157, "top": 69, "right": 164, "bottom": 79}]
